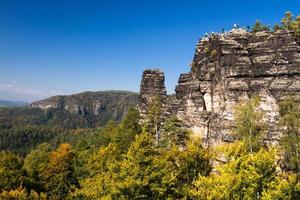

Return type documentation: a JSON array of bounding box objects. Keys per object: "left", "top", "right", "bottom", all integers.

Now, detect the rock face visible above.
[
  {"left": 140, "top": 29, "right": 300, "bottom": 146},
  {"left": 31, "top": 91, "right": 139, "bottom": 123},
  {"left": 139, "top": 69, "right": 167, "bottom": 122}
]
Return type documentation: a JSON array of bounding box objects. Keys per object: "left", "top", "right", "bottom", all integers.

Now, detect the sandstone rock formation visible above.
[
  {"left": 139, "top": 29, "right": 300, "bottom": 147},
  {"left": 139, "top": 69, "right": 167, "bottom": 123},
  {"left": 31, "top": 91, "right": 139, "bottom": 123}
]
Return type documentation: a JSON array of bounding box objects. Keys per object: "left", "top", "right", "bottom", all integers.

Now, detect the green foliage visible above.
[
  {"left": 190, "top": 144, "right": 299, "bottom": 200},
  {"left": 0, "top": 91, "right": 139, "bottom": 155},
  {"left": 261, "top": 173, "right": 300, "bottom": 200},
  {"left": 0, "top": 96, "right": 300, "bottom": 199},
  {"left": 42, "top": 143, "right": 79, "bottom": 199},
  {"left": 0, "top": 187, "right": 43, "bottom": 200},
  {"left": 273, "top": 23, "right": 283, "bottom": 31},
  {"left": 0, "top": 125, "right": 60, "bottom": 156},
  {"left": 281, "top": 11, "right": 294, "bottom": 30},
  {"left": 252, "top": 20, "right": 270, "bottom": 33},
  {"left": 234, "top": 96, "right": 266, "bottom": 153},
  {"left": 0, "top": 152, "right": 23, "bottom": 192},
  {"left": 209, "top": 49, "right": 218, "bottom": 60},
  {"left": 279, "top": 11, "right": 300, "bottom": 37},
  {"left": 161, "top": 115, "right": 189, "bottom": 148},
  {"left": 204, "top": 47, "right": 209, "bottom": 53},
  {"left": 292, "top": 15, "right": 300, "bottom": 37},
  {"left": 279, "top": 96, "right": 300, "bottom": 173},
  {"left": 116, "top": 107, "right": 142, "bottom": 152},
  {"left": 22, "top": 143, "right": 51, "bottom": 196},
  {"left": 143, "top": 96, "right": 163, "bottom": 143}
]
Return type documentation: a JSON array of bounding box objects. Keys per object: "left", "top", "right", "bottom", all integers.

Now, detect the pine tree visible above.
[
  {"left": 143, "top": 96, "right": 163, "bottom": 144},
  {"left": 233, "top": 96, "right": 266, "bottom": 153},
  {"left": 273, "top": 23, "right": 282, "bottom": 31},
  {"left": 279, "top": 96, "right": 300, "bottom": 173},
  {"left": 23, "top": 143, "right": 51, "bottom": 197},
  {"left": 161, "top": 115, "right": 189, "bottom": 148},
  {"left": 252, "top": 20, "right": 270, "bottom": 33},
  {"left": 281, "top": 11, "right": 294, "bottom": 30}
]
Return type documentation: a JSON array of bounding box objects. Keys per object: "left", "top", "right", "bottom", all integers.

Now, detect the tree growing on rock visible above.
[
  {"left": 233, "top": 96, "right": 266, "bottom": 153},
  {"left": 281, "top": 11, "right": 294, "bottom": 30},
  {"left": 161, "top": 115, "right": 189, "bottom": 148},
  {"left": 143, "top": 96, "right": 164, "bottom": 144},
  {"left": 279, "top": 96, "right": 300, "bottom": 174},
  {"left": 252, "top": 20, "right": 270, "bottom": 32}
]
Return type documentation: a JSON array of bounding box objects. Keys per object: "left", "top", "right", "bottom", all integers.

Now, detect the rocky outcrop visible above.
[
  {"left": 140, "top": 29, "right": 300, "bottom": 147},
  {"left": 31, "top": 91, "right": 139, "bottom": 123},
  {"left": 139, "top": 69, "right": 167, "bottom": 122}
]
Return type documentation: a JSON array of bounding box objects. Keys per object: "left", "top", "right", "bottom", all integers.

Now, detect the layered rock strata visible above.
[
  {"left": 139, "top": 69, "right": 167, "bottom": 123},
  {"left": 140, "top": 29, "right": 300, "bottom": 146}
]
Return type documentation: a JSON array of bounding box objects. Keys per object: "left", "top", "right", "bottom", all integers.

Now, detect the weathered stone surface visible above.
[
  {"left": 31, "top": 91, "right": 139, "bottom": 123},
  {"left": 140, "top": 29, "right": 300, "bottom": 147},
  {"left": 138, "top": 69, "right": 167, "bottom": 122}
]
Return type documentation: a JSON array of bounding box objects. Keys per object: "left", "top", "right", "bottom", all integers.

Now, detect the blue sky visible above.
[{"left": 0, "top": 0, "right": 299, "bottom": 102}]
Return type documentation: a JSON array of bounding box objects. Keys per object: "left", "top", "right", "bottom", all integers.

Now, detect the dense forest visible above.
[
  {"left": 0, "top": 95, "right": 299, "bottom": 199},
  {"left": 0, "top": 91, "right": 138, "bottom": 156},
  {"left": 0, "top": 12, "right": 300, "bottom": 199}
]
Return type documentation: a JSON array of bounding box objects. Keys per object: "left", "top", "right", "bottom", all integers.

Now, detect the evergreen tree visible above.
[
  {"left": 279, "top": 96, "right": 300, "bottom": 173},
  {"left": 23, "top": 143, "right": 51, "bottom": 197},
  {"left": 116, "top": 107, "right": 142, "bottom": 152},
  {"left": 111, "top": 133, "right": 157, "bottom": 199},
  {"left": 161, "top": 115, "right": 189, "bottom": 148},
  {"left": 281, "top": 11, "right": 294, "bottom": 30},
  {"left": 273, "top": 23, "right": 282, "bottom": 31},
  {"left": 234, "top": 96, "right": 266, "bottom": 153},
  {"left": 252, "top": 20, "right": 270, "bottom": 32},
  {"left": 143, "top": 96, "right": 163, "bottom": 144}
]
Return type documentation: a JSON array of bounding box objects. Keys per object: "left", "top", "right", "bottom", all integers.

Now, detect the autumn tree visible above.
[
  {"left": 0, "top": 151, "right": 23, "bottom": 191},
  {"left": 190, "top": 143, "right": 300, "bottom": 200},
  {"left": 42, "top": 143, "right": 79, "bottom": 199},
  {"left": 74, "top": 143, "right": 120, "bottom": 199},
  {"left": 149, "top": 137, "right": 211, "bottom": 199},
  {"left": 292, "top": 15, "right": 300, "bottom": 38}
]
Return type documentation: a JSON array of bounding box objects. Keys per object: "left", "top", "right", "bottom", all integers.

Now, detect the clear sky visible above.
[{"left": 0, "top": 0, "right": 299, "bottom": 102}]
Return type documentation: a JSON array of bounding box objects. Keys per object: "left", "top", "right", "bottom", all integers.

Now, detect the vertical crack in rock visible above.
[{"left": 140, "top": 29, "right": 300, "bottom": 147}]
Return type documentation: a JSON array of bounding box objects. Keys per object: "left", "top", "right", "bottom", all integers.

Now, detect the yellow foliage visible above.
[{"left": 0, "top": 187, "right": 44, "bottom": 200}]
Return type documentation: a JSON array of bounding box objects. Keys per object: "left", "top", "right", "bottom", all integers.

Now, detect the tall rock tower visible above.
[
  {"left": 139, "top": 29, "right": 300, "bottom": 148},
  {"left": 139, "top": 69, "right": 167, "bottom": 123}
]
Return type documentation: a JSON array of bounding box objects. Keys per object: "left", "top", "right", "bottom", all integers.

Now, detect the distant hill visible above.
[
  {"left": 1, "top": 90, "right": 139, "bottom": 129},
  {"left": 0, "top": 100, "right": 28, "bottom": 107},
  {"left": 30, "top": 90, "right": 139, "bottom": 124},
  {"left": 0, "top": 90, "right": 139, "bottom": 155}
]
